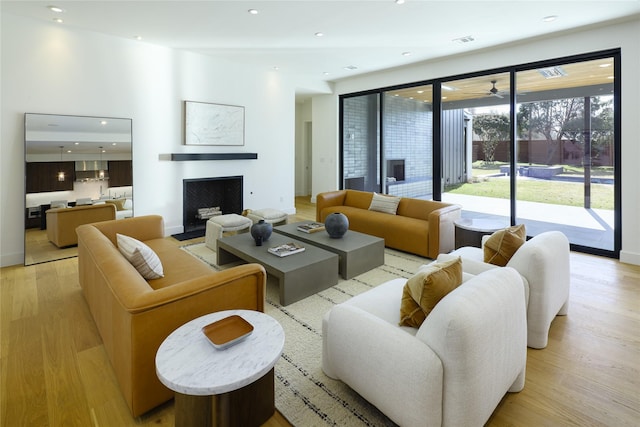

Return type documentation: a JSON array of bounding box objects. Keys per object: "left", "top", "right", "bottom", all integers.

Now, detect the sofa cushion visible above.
[
  {"left": 484, "top": 224, "right": 526, "bottom": 267},
  {"left": 399, "top": 257, "right": 462, "bottom": 327},
  {"left": 106, "top": 198, "right": 127, "bottom": 211},
  {"left": 116, "top": 233, "right": 164, "bottom": 279},
  {"left": 369, "top": 192, "right": 401, "bottom": 215}
]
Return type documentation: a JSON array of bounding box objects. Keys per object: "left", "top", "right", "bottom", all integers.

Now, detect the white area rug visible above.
[{"left": 182, "top": 242, "right": 428, "bottom": 426}]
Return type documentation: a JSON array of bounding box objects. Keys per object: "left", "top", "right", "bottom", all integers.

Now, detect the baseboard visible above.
[
  {"left": 1, "top": 251, "right": 24, "bottom": 268},
  {"left": 619, "top": 250, "right": 640, "bottom": 266}
]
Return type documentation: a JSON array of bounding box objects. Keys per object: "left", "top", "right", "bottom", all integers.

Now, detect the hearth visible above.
[{"left": 182, "top": 176, "right": 243, "bottom": 234}]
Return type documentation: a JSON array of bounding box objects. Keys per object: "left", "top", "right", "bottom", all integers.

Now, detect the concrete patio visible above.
[{"left": 442, "top": 193, "right": 615, "bottom": 252}]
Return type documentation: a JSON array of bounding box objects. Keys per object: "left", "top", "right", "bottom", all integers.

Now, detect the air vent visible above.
[
  {"left": 538, "top": 66, "right": 567, "bottom": 79},
  {"left": 453, "top": 35, "right": 475, "bottom": 44}
]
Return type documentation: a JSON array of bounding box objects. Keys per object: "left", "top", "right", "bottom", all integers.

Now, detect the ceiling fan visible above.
[{"left": 487, "top": 80, "right": 504, "bottom": 98}]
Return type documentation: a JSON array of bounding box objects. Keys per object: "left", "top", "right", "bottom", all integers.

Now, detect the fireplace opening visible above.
[
  {"left": 181, "top": 176, "right": 243, "bottom": 236},
  {"left": 386, "top": 159, "right": 405, "bottom": 182}
]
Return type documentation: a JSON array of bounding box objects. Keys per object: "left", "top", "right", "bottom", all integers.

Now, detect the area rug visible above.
[{"left": 182, "top": 242, "right": 428, "bottom": 426}]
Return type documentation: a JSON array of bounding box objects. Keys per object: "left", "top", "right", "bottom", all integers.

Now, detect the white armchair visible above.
[
  {"left": 322, "top": 267, "right": 527, "bottom": 427},
  {"left": 438, "top": 230, "right": 570, "bottom": 349}
]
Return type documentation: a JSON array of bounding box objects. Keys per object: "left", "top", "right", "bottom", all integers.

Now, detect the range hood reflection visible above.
[{"left": 75, "top": 160, "right": 109, "bottom": 181}]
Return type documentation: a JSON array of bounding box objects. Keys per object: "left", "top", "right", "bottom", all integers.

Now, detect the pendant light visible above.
[
  {"left": 98, "top": 146, "right": 105, "bottom": 180},
  {"left": 57, "top": 146, "right": 65, "bottom": 181}
]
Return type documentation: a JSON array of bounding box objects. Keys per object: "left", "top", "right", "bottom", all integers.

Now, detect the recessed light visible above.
[
  {"left": 112, "top": 143, "right": 117, "bottom": 146},
  {"left": 100, "top": 120, "right": 108, "bottom": 125},
  {"left": 248, "top": 9, "right": 258, "bottom": 15},
  {"left": 48, "top": 6, "right": 64, "bottom": 13},
  {"left": 417, "top": 90, "right": 424, "bottom": 94},
  {"left": 273, "top": 66, "right": 279, "bottom": 71},
  {"left": 53, "top": 18, "right": 63, "bottom": 23},
  {"left": 74, "top": 142, "right": 80, "bottom": 145},
  {"left": 344, "top": 65, "right": 358, "bottom": 71},
  {"left": 599, "top": 63, "right": 612, "bottom": 68},
  {"left": 542, "top": 15, "right": 557, "bottom": 22},
  {"left": 323, "top": 72, "right": 330, "bottom": 76},
  {"left": 402, "top": 51, "right": 412, "bottom": 56},
  {"left": 395, "top": 0, "right": 405, "bottom": 4},
  {"left": 315, "top": 32, "right": 324, "bottom": 37},
  {"left": 134, "top": 35, "right": 143, "bottom": 41}
]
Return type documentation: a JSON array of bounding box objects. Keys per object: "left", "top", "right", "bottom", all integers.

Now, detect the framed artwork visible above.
[{"left": 184, "top": 101, "right": 245, "bottom": 146}]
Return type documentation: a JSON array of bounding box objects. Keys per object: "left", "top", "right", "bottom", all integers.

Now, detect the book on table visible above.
[
  {"left": 296, "top": 222, "right": 325, "bottom": 233},
  {"left": 268, "top": 242, "right": 306, "bottom": 257}
]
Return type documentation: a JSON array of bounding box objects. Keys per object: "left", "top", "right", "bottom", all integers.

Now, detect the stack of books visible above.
[
  {"left": 296, "top": 222, "right": 325, "bottom": 233},
  {"left": 268, "top": 242, "right": 305, "bottom": 257}
]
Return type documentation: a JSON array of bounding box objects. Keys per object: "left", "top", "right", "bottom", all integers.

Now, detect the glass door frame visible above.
[{"left": 339, "top": 48, "right": 621, "bottom": 258}]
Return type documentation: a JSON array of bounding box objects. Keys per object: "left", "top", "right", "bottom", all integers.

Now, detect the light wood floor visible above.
[{"left": 1, "top": 196, "right": 639, "bottom": 426}]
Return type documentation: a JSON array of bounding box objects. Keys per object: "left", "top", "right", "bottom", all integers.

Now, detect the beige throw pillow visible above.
[
  {"left": 368, "top": 192, "right": 401, "bottom": 215},
  {"left": 399, "top": 257, "right": 463, "bottom": 328},
  {"left": 116, "top": 233, "right": 164, "bottom": 279},
  {"left": 483, "top": 224, "right": 526, "bottom": 266}
]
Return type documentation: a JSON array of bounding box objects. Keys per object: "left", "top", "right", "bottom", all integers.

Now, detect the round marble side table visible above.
[{"left": 156, "top": 310, "right": 285, "bottom": 427}]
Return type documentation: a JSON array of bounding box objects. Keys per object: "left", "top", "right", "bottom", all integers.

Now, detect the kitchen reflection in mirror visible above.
[{"left": 24, "top": 113, "right": 133, "bottom": 266}]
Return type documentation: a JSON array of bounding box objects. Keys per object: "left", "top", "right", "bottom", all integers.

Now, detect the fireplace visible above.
[
  {"left": 182, "top": 176, "right": 243, "bottom": 234},
  {"left": 386, "top": 159, "right": 405, "bottom": 182}
]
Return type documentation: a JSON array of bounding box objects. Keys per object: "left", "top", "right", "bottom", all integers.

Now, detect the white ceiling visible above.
[{"left": 4, "top": 1, "right": 640, "bottom": 89}]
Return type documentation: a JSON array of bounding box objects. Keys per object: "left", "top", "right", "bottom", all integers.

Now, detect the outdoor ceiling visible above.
[
  {"left": 3, "top": 1, "right": 639, "bottom": 88},
  {"left": 387, "top": 57, "right": 615, "bottom": 106}
]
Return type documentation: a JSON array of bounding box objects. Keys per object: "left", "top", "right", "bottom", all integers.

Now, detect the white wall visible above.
[
  {"left": 1, "top": 14, "right": 296, "bottom": 267},
  {"left": 310, "top": 95, "right": 339, "bottom": 203},
  {"left": 310, "top": 18, "right": 640, "bottom": 265}
]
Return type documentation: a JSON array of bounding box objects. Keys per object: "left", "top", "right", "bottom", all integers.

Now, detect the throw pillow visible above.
[
  {"left": 399, "top": 257, "right": 463, "bottom": 328},
  {"left": 483, "top": 224, "right": 526, "bottom": 267},
  {"left": 116, "top": 233, "right": 164, "bottom": 279},
  {"left": 368, "top": 192, "right": 401, "bottom": 215}
]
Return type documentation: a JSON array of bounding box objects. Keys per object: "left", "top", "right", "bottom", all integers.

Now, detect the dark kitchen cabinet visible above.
[
  {"left": 26, "top": 162, "right": 74, "bottom": 193},
  {"left": 108, "top": 160, "right": 133, "bottom": 187}
]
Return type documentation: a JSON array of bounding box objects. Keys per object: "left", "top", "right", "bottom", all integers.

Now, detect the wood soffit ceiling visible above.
[{"left": 388, "top": 57, "right": 615, "bottom": 105}]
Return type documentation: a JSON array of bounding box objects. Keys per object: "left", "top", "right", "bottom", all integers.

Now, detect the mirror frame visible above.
[{"left": 24, "top": 113, "right": 133, "bottom": 266}]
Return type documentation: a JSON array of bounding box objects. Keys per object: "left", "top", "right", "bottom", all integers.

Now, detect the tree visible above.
[
  {"left": 517, "top": 98, "right": 583, "bottom": 164},
  {"left": 518, "top": 96, "right": 613, "bottom": 166},
  {"left": 562, "top": 97, "right": 614, "bottom": 165},
  {"left": 473, "top": 114, "right": 510, "bottom": 163}
]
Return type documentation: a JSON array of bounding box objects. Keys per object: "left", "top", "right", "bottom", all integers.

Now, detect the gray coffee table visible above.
[
  {"left": 274, "top": 222, "right": 385, "bottom": 279},
  {"left": 217, "top": 233, "right": 339, "bottom": 306}
]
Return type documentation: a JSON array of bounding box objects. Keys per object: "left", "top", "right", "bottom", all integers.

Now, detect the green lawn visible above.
[{"left": 447, "top": 178, "right": 614, "bottom": 210}]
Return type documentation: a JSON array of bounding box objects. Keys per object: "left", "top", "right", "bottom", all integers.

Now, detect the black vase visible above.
[
  {"left": 325, "top": 212, "right": 349, "bottom": 238},
  {"left": 250, "top": 219, "right": 272, "bottom": 246}
]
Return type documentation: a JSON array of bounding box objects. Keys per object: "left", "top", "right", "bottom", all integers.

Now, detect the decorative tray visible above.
[{"left": 202, "top": 315, "right": 254, "bottom": 350}]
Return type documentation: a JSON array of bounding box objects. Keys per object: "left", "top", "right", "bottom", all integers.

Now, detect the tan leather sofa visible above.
[
  {"left": 76, "top": 215, "right": 267, "bottom": 417},
  {"left": 46, "top": 203, "right": 117, "bottom": 247},
  {"left": 316, "top": 189, "right": 461, "bottom": 259}
]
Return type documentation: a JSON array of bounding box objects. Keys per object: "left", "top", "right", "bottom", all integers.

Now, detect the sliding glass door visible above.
[
  {"left": 342, "top": 93, "right": 380, "bottom": 192},
  {"left": 339, "top": 49, "right": 620, "bottom": 257},
  {"left": 341, "top": 85, "right": 434, "bottom": 198},
  {"left": 515, "top": 57, "right": 616, "bottom": 252},
  {"left": 382, "top": 85, "right": 433, "bottom": 198},
  {"left": 440, "top": 73, "right": 512, "bottom": 224}
]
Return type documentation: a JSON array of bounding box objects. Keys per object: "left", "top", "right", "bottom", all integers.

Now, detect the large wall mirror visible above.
[{"left": 24, "top": 113, "right": 133, "bottom": 265}]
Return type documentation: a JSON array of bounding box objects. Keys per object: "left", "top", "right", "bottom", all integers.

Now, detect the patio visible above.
[{"left": 442, "top": 193, "right": 614, "bottom": 252}]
